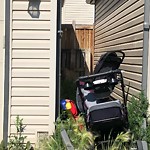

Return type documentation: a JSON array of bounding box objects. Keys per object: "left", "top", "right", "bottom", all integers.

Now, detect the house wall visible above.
[
  {"left": 94, "top": 0, "right": 144, "bottom": 100},
  {"left": 62, "top": 0, "right": 94, "bottom": 24},
  {"left": 9, "top": 0, "right": 57, "bottom": 144},
  {"left": 148, "top": 20, "right": 150, "bottom": 113},
  {"left": 0, "top": 0, "right": 5, "bottom": 141}
]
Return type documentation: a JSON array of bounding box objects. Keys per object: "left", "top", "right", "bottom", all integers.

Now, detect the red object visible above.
[{"left": 66, "top": 99, "right": 78, "bottom": 118}]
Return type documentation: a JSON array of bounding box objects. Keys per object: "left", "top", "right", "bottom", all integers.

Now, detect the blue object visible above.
[{"left": 60, "top": 99, "right": 67, "bottom": 110}]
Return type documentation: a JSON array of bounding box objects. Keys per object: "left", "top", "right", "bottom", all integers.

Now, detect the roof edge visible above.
[{"left": 86, "top": 0, "right": 95, "bottom": 4}]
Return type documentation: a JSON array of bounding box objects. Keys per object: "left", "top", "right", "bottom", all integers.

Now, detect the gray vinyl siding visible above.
[
  {"left": 94, "top": 0, "right": 144, "bottom": 100},
  {"left": 9, "top": 0, "right": 56, "bottom": 144}
]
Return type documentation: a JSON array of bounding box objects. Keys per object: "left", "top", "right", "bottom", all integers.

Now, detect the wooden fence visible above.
[{"left": 61, "top": 24, "right": 94, "bottom": 80}]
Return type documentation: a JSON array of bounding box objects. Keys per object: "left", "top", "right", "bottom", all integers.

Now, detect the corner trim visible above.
[{"left": 142, "top": 0, "right": 149, "bottom": 95}]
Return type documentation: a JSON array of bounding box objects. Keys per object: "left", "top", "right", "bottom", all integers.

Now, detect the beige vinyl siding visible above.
[
  {"left": 62, "top": 0, "right": 94, "bottom": 24},
  {"left": 94, "top": 0, "right": 144, "bottom": 100},
  {"left": 9, "top": 0, "right": 56, "bottom": 144},
  {"left": 0, "top": 0, "right": 5, "bottom": 141}
]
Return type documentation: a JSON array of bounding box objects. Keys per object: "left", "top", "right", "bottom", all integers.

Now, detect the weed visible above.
[{"left": 8, "top": 116, "right": 31, "bottom": 150}]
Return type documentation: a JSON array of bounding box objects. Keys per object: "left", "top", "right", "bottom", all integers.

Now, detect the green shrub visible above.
[
  {"left": 128, "top": 92, "right": 150, "bottom": 142},
  {"left": 37, "top": 115, "right": 94, "bottom": 150},
  {"left": 0, "top": 141, "right": 7, "bottom": 150}
]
